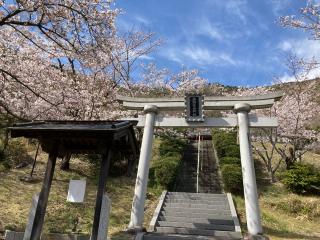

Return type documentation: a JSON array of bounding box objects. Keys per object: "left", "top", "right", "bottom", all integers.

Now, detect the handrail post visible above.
[
  {"left": 197, "top": 133, "right": 200, "bottom": 193},
  {"left": 201, "top": 136, "right": 203, "bottom": 171}
]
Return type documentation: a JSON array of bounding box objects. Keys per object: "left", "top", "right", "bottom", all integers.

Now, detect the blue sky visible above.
[{"left": 114, "top": 0, "right": 319, "bottom": 86}]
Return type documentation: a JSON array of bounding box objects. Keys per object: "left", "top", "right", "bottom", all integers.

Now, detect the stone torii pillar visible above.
[
  {"left": 128, "top": 105, "right": 158, "bottom": 230},
  {"left": 234, "top": 103, "right": 262, "bottom": 235}
]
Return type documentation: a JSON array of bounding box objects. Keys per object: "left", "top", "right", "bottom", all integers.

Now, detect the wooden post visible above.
[
  {"left": 127, "top": 128, "right": 138, "bottom": 176},
  {"left": 29, "top": 144, "right": 58, "bottom": 240},
  {"left": 30, "top": 142, "right": 40, "bottom": 178},
  {"left": 91, "top": 146, "right": 113, "bottom": 240}
]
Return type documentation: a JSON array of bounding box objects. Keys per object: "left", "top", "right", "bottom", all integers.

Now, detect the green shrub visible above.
[
  {"left": 221, "top": 164, "right": 243, "bottom": 193},
  {"left": 150, "top": 137, "right": 186, "bottom": 189},
  {"left": 220, "top": 156, "right": 241, "bottom": 165},
  {"left": 0, "top": 140, "right": 32, "bottom": 169},
  {"left": 162, "top": 151, "right": 182, "bottom": 158},
  {"left": 0, "top": 149, "right": 10, "bottom": 171},
  {"left": 212, "top": 130, "right": 237, "bottom": 147},
  {"left": 212, "top": 130, "right": 244, "bottom": 193},
  {"left": 159, "top": 138, "right": 185, "bottom": 156},
  {"left": 153, "top": 156, "right": 180, "bottom": 188},
  {"left": 212, "top": 130, "right": 239, "bottom": 158},
  {"left": 283, "top": 163, "right": 320, "bottom": 194},
  {"left": 253, "top": 158, "right": 269, "bottom": 185},
  {"left": 215, "top": 143, "right": 240, "bottom": 158},
  {"left": 215, "top": 138, "right": 237, "bottom": 150},
  {"left": 148, "top": 167, "right": 156, "bottom": 187},
  {"left": 224, "top": 145, "right": 240, "bottom": 158}
]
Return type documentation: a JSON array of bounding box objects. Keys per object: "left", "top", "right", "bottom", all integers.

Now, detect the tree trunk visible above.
[
  {"left": 285, "top": 147, "right": 295, "bottom": 169},
  {"left": 30, "top": 143, "right": 40, "bottom": 177},
  {"left": 3, "top": 129, "right": 9, "bottom": 151},
  {"left": 60, "top": 153, "right": 71, "bottom": 170},
  {"left": 270, "top": 171, "right": 276, "bottom": 183}
]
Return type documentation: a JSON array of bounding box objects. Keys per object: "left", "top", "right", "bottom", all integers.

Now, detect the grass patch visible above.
[
  {"left": 234, "top": 141, "right": 320, "bottom": 239},
  {"left": 0, "top": 145, "right": 161, "bottom": 239},
  {"left": 233, "top": 183, "right": 320, "bottom": 239}
]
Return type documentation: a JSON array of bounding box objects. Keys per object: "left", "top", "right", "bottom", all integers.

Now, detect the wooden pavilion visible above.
[{"left": 9, "top": 120, "right": 138, "bottom": 240}]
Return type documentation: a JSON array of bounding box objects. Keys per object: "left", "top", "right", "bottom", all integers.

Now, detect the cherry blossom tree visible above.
[
  {"left": 136, "top": 63, "right": 207, "bottom": 97},
  {"left": 278, "top": 0, "right": 320, "bottom": 164},
  {"left": 272, "top": 55, "right": 319, "bottom": 165},
  {"left": 279, "top": 0, "right": 320, "bottom": 40},
  {"left": 234, "top": 1, "right": 320, "bottom": 180},
  {"left": 0, "top": 0, "right": 122, "bottom": 121},
  {"left": 232, "top": 56, "right": 320, "bottom": 181},
  {"left": 110, "top": 31, "right": 162, "bottom": 97},
  {"left": 1, "top": 1, "right": 210, "bottom": 173}
]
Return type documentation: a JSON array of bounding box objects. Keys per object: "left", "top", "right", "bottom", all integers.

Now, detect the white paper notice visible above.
[{"left": 67, "top": 179, "right": 86, "bottom": 203}]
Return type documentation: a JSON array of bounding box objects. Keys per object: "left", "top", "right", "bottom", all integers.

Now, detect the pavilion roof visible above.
[{"left": 9, "top": 120, "right": 138, "bottom": 155}]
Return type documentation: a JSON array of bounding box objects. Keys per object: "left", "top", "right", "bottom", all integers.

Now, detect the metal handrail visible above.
[{"left": 196, "top": 133, "right": 200, "bottom": 193}]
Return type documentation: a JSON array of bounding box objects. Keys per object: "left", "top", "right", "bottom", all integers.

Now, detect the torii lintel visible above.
[{"left": 116, "top": 92, "right": 283, "bottom": 111}]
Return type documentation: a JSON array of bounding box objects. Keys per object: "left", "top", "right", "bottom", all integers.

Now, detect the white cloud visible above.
[
  {"left": 219, "top": 53, "right": 239, "bottom": 66},
  {"left": 135, "top": 15, "right": 150, "bottom": 26},
  {"left": 277, "top": 72, "right": 293, "bottom": 83},
  {"left": 160, "top": 47, "right": 184, "bottom": 65},
  {"left": 181, "top": 46, "right": 244, "bottom": 66},
  {"left": 277, "top": 38, "right": 320, "bottom": 82},
  {"left": 139, "top": 55, "right": 154, "bottom": 60},
  {"left": 116, "top": 14, "right": 150, "bottom": 31},
  {"left": 278, "top": 38, "right": 320, "bottom": 60},
  {"left": 270, "top": 0, "right": 290, "bottom": 16},
  {"left": 182, "top": 47, "right": 214, "bottom": 64},
  {"left": 278, "top": 67, "right": 320, "bottom": 82},
  {"left": 225, "top": 0, "right": 248, "bottom": 24},
  {"left": 204, "top": 0, "right": 249, "bottom": 25},
  {"left": 199, "top": 19, "right": 223, "bottom": 41},
  {"left": 279, "top": 40, "right": 292, "bottom": 51},
  {"left": 116, "top": 18, "right": 131, "bottom": 31}
]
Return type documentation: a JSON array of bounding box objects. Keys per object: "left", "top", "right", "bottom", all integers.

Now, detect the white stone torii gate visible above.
[{"left": 117, "top": 92, "right": 283, "bottom": 237}]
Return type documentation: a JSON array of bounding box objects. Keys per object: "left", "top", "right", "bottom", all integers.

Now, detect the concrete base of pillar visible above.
[
  {"left": 244, "top": 234, "right": 270, "bottom": 240},
  {"left": 125, "top": 227, "right": 146, "bottom": 234},
  {"left": 134, "top": 232, "right": 146, "bottom": 240}
]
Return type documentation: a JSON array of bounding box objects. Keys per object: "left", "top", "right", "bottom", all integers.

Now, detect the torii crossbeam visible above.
[{"left": 117, "top": 92, "right": 283, "bottom": 237}]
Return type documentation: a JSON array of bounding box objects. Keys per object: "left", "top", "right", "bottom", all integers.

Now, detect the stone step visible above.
[
  {"left": 163, "top": 207, "right": 230, "bottom": 215},
  {"left": 165, "top": 199, "right": 227, "bottom": 205},
  {"left": 165, "top": 196, "right": 226, "bottom": 201},
  {"left": 160, "top": 210, "right": 231, "bottom": 219},
  {"left": 164, "top": 197, "right": 227, "bottom": 202},
  {"left": 163, "top": 203, "right": 230, "bottom": 210},
  {"left": 155, "top": 227, "right": 242, "bottom": 238},
  {"left": 182, "top": 156, "right": 203, "bottom": 159},
  {"left": 165, "top": 195, "right": 227, "bottom": 200},
  {"left": 158, "top": 216, "right": 234, "bottom": 225},
  {"left": 166, "top": 198, "right": 228, "bottom": 205},
  {"left": 143, "top": 233, "right": 238, "bottom": 240},
  {"left": 167, "top": 192, "right": 225, "bottom": 197},
  {"left": 157, "top": 221, "right": 235, "bottom": 231}
]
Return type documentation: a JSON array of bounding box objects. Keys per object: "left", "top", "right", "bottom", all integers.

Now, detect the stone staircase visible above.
[
  {"left": 144, "top": 192, "right": 242, "bottom": 240},
  {"left": 175, "top": 140, "right": 222, "bottom": 193},
  {"left": 140, "top": 139, "right": 242, "bottom": 240}
]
